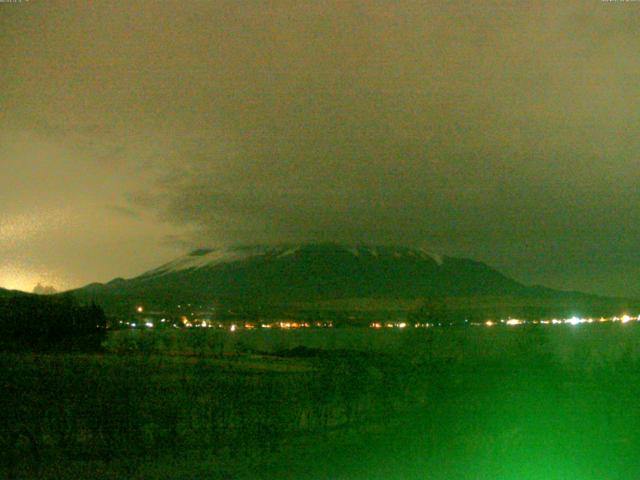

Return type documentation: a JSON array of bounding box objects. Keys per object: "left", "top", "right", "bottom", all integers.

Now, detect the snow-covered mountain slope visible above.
[
  {"left": 139, "top": 246, "right": 280, "bottom": 278},
  {"left": 139, "top": 244, "right": 445, "bottom": 279}
]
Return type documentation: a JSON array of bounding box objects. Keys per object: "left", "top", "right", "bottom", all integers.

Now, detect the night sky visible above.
[{"left": 1, "top": 1, "right": 639, "bottom": 297}]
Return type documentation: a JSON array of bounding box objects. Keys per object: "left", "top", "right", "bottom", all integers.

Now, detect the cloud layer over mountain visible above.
[{"left": 2, "top": 1, "right": 639, "bottom": 295}]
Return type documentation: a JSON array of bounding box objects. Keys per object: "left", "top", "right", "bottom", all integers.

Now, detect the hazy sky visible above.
[{"left": 1, "top": 1, "right": 639, "bottom": 296}]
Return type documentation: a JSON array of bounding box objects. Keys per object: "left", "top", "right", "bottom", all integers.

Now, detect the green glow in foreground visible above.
[{"left": 282, "top": 357, "right": 640, "bottom": 480}]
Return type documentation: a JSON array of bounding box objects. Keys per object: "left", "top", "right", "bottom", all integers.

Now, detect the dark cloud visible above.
[{"left": 1, "top": 1, "right": 639, "bottom": 296}]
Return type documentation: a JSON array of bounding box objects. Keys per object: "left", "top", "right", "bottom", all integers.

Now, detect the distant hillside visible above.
[
  {"left": 0, "top": 287, "right": 30, "bottom": 298},
  {"left": 70, "top": 243, "right": 638, "bottom": 319}
]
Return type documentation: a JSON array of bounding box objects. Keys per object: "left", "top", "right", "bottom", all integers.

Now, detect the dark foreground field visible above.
[{"left": 3, "top": 324, "right": 640, "bottom": 479}]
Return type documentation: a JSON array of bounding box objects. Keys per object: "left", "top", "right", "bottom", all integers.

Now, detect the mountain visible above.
[
  {"left": 74, "top": 244, "right": 522, "bottom": 304},
  {"left": 70, "top": 243, "right": 636, "bottom": 320}
]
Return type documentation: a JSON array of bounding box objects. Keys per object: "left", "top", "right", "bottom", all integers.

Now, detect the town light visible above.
[{"left": 565, "top": 317, "right": 585, "bottom": 326}]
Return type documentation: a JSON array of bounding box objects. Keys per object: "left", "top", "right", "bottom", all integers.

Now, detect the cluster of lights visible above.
[
  {"left": 123, "top": 315, "right": 332, "bottom": 331},
  {"left": 365, "top": 315, "right": 640, "bottom": 330},
  {"left": 275, "top": 321, "right": 312, "bottom": 329},
  {"left": 129, "top": 305, "right": 638, "bottom": 331},
  {"left": 370, "top": 322, "right": 433, "bottom": 329},
  {"left": 478, "top": 314, "right": 639, "bottom": 327}
]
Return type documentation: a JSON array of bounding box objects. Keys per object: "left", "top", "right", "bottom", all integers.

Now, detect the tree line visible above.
[{"left": 0, "top": 293, "right": 107, "bottom": 351}]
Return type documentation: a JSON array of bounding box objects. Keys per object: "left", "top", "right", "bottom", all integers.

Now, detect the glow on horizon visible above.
[{"left": 0, "top": 263, "right": 70, "bottom": 293}]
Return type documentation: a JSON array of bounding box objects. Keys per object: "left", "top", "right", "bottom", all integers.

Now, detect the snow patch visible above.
[
  {"left": 141, "top": 246, "right": 281, "bottom": 277},
  {"left": 277, "top": 247, "right": 300, "bottom": 258},
  {"left": 419, "top": 248, "right": 443, "bottom": 265}
]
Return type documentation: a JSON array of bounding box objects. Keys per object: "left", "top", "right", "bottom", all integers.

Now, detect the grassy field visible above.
[{"left": 3, "top": 324, "right": 640, "bottom": 479}]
